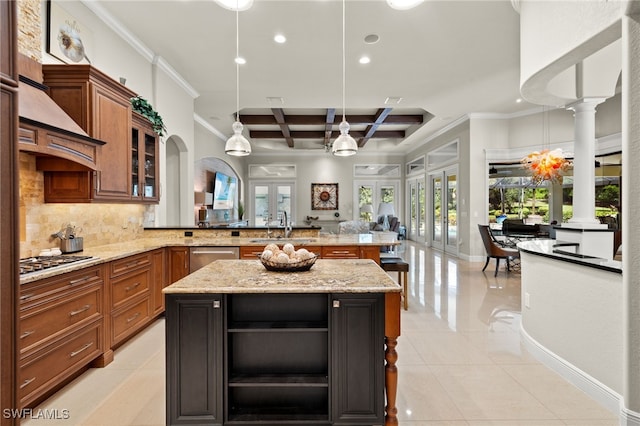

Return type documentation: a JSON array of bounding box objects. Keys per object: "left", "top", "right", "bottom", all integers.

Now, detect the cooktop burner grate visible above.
[{"left": 19, "top": 255, "right": 95, "bottom": 275}]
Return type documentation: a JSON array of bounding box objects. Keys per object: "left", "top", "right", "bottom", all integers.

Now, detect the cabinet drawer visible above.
[
  {"left": 321, "top": 246, "right": 359, "bottom": 259},
  {"left": 19, "top": 321, "right": 103, "bottom": 407},
  {"left": 112, "top": 298, "right": 150, "bottom": 345},
  {"left": 239, "top": 247, "right": 263, "bottom": 259},
  {"left": 20, "top": 266, "right": 103, "bottom": 307},
  {"left": 19, "top": 286, "right": 102, "bottom": 355},
  {"left": 110, "top": 252, "right": 152, "bottom": 277},
  {"left": 111, "top": 268, "right": 150, "bottom": 309}
]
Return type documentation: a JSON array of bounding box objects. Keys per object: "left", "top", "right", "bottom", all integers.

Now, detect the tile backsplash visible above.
[{"left": 19, "top": 153, "right": 150, "bottom": 258}]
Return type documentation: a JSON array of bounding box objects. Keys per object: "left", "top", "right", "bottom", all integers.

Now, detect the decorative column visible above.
[
  {"left": 622, "top": 8, "right": 640, "bottom": 425},
  {"left": 565, "top": 98, "right": 606, "bottom": 227}
]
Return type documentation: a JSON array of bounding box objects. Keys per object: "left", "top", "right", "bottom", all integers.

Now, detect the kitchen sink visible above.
[{"left": 249, "top": 238, "right": 317, "bottom": 244}]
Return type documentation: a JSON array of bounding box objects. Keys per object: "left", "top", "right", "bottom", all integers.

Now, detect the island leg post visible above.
[{"left": 385, "top": 292, "right": 401, "bottom": 426}]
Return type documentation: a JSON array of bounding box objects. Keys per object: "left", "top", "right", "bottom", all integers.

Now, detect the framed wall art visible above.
[
  {"left": 311, "top": 183, "right": 338, "bottom": 210},
  {"left": 46, "top": 1, "right": 93, "bottom": 64}
]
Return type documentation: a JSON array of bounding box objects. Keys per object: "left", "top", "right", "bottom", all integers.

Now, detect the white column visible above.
[
  {"left": 565, "top": 98, "right": 606, "bottom": 227},
  {"left": 622, "top": 9, "right": 640, "bottom": 424}
]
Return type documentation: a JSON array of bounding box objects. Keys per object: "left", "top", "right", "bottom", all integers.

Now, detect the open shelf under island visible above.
[{"left": 163, "top": 258, "right": 402, "bottom": 426}]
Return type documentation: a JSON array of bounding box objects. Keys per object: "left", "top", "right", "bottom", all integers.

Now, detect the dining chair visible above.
[{"left": 478, "top": 224, "right": 521, "bottom": 276}]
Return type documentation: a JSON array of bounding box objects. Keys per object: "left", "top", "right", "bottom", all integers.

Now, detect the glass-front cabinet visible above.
[{"left": 131, "top": 113, "right": 159, "bottom": 203}]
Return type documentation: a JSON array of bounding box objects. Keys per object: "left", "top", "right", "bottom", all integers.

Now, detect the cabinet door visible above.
[
  {"left": 132, "top": 114, "right": 159, "bottom": 203},
  {"left": 168, "top": 247, "right": 189, "bottom": 284},
  {"left": 331, "top": 294, "right": 385, "bottom": 425},
  {"left": 166, "top": 295, "right": 223, "bottom": 425},
  {"left": 92, "top": 85, "right": 132, "bottom": 201}
]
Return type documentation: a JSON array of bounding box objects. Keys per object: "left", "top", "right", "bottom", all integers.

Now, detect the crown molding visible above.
[
  {"left": 81, "top": 1, "right": 198, "bottom": 99},
  {"left": 194, "top": 114, "right": 227, "bottom": 142}
]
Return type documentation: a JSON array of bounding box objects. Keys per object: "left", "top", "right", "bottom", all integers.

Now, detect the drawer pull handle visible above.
[
  {"left": 20, "top": 377, "right": 36, "bottom": 389},
  {"left": 125, "top": 282, "right": 141, "bottom": 292},
  {"left": 69, "top": 276, "right": 91, "bottom": 285},
  {"left": 69, "top": 305, "right": 91, "bottom": 317},
  {"left": 20, "top": 330, "right": 35, "bottom": 339},
  {"left": 333, "top": 300, "right": 341, "bottom": 308},
  {"left": 20, "top": 294, "right": 34, "bottom": 301},
  {"left": 126, "top": 312, "right": 141, "bottom": 323},
  {"left": 70, "top": 342, "right": 93, "bottom": 358}
]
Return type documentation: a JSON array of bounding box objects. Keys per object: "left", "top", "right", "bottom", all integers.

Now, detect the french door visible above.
[
  {"left": 430, "top": 168, "right": 458, "bottom": 254},
  {"left": 406, "top": 176, "right": 425, "bottom": 242},
  {"left": 250, "top": 182, "right": 295, "bottom": 226}
]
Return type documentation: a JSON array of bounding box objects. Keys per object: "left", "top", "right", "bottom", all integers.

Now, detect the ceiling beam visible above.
[
  {"left": 271, "top": 108, "right": 294, "bottom": 147},
  {"left": 324, "top": 108, "right": 336, "bottom": 147},
  {"left": 240, "top": 113, "right": 423, "bottom": 126},
  {"left": 249, "top": 130, "right": 405, "bottom": 139},
  {"left": 358, "top": 107, "right": 393, "bottom": 147}
]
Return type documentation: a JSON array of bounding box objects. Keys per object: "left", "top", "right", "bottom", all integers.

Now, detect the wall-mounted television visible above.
[{"left": 212, "top": 172, "right": 237, "bottom": 210}]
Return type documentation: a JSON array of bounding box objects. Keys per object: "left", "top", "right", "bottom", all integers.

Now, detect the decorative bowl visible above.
[{"left": 259, "top": 254, "right": 318, "bottom": 272}]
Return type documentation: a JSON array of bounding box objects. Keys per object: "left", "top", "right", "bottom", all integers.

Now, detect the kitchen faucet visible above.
[{"left": 283, "top": 211, "right": 292, "bottom": 238}]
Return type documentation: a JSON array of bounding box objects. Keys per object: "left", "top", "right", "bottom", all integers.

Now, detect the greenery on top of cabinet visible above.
[{"left": 130, "top": 96, "right": 166, "bottom": 137}]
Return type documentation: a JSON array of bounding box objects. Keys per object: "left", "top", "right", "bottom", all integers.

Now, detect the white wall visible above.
[{"left": 244, "top": 152, "right": 405, "bottom": 226}]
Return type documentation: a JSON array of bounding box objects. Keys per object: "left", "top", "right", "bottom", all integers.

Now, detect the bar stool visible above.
[{"left": 380, "top": 257, "right": 409, "bottom": 310}]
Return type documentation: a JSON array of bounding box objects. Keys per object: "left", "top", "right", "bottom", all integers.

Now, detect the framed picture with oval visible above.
[
  {"left": 311, "top": 183, "right": 338, "bottom": 210},
  {"left": 46, "top": 1, "right": 93, "bottom": 64}
]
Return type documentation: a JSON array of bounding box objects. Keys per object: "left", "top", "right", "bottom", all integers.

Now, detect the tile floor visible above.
[{"left": 23, "top": 241, "right": 618, "bottom": 426}]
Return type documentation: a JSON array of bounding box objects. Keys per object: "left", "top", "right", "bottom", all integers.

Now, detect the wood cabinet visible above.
[
  {"left": 0, "top": 0, "right": 18, "bottom": 420},
  {"left": 43, "top": 65, "right": 134, "bottom": 201},
  {"left": 168, "top": 247, "right": 189, "bottom": 284},
  {"left": 243, "top": 245, "right": 378, "bottom": 263},
  {"left": 131, "top": 113, "right": 159, "bottom": 202},
  {"left": 331, "top": 294, "right": 385, "bottom": 424},
  {"left": 321, "top": 245, "right": 359, "bottom": 259},
  {"left": 166, "top": 293, "right": 385, "bottom": 425},
  {"left": 166, "top": 295, "right": 224, "bottom": 425},
  {"left": 18, "top": 266, "right": 105, "bottom": 408},
  {"left": 151, "top": 249, "right": 166, "bottom": 315},
  {"left": 239, "top": 246, "right": 263, "bottom": 260},
  {"left": 108, "top": 252, "right": 153, "bottom": 347}
]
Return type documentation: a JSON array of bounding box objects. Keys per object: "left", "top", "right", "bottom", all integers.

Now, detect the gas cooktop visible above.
[{"left": 19, "top": 255, "right": 95, "bottom": 275}]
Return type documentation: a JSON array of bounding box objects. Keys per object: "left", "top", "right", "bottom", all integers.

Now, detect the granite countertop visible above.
[
  {"left": 163, "top": 259, "right": 401, "bottom": 294},
  {"left": 20, "top": 234, "right": 399, "bottom": 284},
  {"left": 517, "top": 239, "right": 622, "bottom": 273}
]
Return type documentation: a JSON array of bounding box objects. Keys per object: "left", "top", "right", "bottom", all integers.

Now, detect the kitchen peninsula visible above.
[{"left": 163, "top": 258, "right": 402, "bottom": 426}]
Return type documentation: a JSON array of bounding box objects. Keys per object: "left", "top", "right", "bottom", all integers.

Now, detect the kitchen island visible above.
[{"left": 163, "top": 258, "right": 402, "bottom": 426}]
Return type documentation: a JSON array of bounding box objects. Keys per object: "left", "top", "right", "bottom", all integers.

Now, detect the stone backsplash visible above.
[{"left": 19, "top": 153, "right": 150, "bottom": 258}]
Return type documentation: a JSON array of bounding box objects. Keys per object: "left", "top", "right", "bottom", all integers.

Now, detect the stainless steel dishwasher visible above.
[{"left": 189, "top": 247, "right": 240, "bottom": 273}]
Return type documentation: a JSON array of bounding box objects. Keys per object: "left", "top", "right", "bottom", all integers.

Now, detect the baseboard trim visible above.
[{"left": 520, "top": 325, "right": 631, "bottom": 421}]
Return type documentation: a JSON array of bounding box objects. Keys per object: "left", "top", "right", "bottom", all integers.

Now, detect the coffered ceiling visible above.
[{"left": 90, "top": 0, "right": 535, "bottom": 154}]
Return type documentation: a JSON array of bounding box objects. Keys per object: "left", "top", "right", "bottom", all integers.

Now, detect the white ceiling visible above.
[{"left": 94, "top": 0, "right": 535, "bottom": 154}]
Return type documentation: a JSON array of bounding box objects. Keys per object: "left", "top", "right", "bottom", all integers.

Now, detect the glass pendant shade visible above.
[
  {"left": 331, "top": 120, "right": 357, "bottom": 156},
  {"left": 225, "top": 121, "right": 251, "bottom": 156}
]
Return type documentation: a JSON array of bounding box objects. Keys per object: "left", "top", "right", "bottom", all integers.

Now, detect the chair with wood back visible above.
[{"left": 478, "top": 224, "right": 520, "bottom": 276}]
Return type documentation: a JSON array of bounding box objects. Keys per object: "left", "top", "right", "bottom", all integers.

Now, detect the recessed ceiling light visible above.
[
  {"left": 213, "top": 0, "right": 253, "bottom": 11},
  {"left": 386, "top": 0, "right": 424, "bottom": 10},
  {"left": 384, "top": 96, "right": 403, "bottom": 105},
  {"left": 516, "top": 98, "right": 523, "bottom": 103},
  {"left": 274, "top": 34, "right": 286, "bottom": 44},
  {"left": 235, "top": 56, "right": 246, "bottom": 65},
  {"left": 359, "top": 56, "right": 371, "bottom": 64},
  {"left": 364, "top": 34, "right": 380, "bottom": 44}
]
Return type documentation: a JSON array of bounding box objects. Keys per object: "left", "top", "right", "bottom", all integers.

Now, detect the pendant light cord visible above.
[
  {"left": 342, "top": 0, "right": 346, "bottom": 123},
  {"left": 236, "top": 3, "right": 240, "bottom": 123}
]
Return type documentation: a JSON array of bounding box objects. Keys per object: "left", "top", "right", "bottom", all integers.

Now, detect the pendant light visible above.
[
  {"left": 331, "top": 0, "right": 358, "bottom": 157},
  {"left": 225, "top": 1, "right": 251, "bottom": 156}
]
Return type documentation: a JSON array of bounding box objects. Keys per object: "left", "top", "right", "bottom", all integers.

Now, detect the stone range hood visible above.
[{"left": 17, "top": 54, "right": 105, "bottom": 171}]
